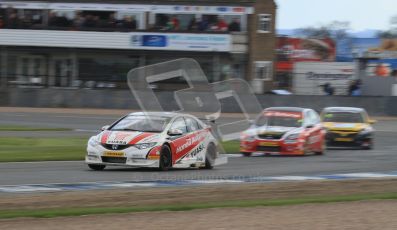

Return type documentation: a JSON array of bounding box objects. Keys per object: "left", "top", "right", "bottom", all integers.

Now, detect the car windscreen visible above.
[
  {"left": 256, "top": 115, "right": 303, "bottom": 128},
  {"left": 322, "top": 112, "right": 364, "bottom": 123},
  {"left": 110, "top": 116, "right": 170, "bottom": 133}
]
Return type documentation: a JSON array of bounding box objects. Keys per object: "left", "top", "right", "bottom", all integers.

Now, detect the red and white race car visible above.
[
  {"left": 86, "top": 112, "right": 226, "bottom": 171},
  {"left": 240, "top": 107, "right": 326, "bottom": 156}
]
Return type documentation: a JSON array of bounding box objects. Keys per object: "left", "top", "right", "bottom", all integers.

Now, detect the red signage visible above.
[
  {"left": 264, "top": 111, "right": 302, "bottom": 118},
  {"left": 276, "top": 37, "right": 336, "bottom": 72}
]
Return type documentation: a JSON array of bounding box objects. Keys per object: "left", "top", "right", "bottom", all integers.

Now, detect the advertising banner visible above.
[
  {"left": 337, "top": 38, "right": 397, "bottom": 76},
  {"left": 337, "top": 38, "right": 397, "bottom": 61},
  {"left": 276, "top": 37, "right": 336, "bottom": 72},
  {"left": 131, "top": 33, "right": 231, "bottom": 52},
  {"left": 336, "top": 38, "right": 381, "bottom": 61},
  {"left": 293, "top": 62, "right": 355, "bottom": 95},
  {"left": 0, "top": 30, "right": 231, "bottom": 52}
]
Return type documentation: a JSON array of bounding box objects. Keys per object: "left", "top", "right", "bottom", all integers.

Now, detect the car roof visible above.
[
  {"left": 322, "top": 107, "right": 365, "bottom": 113},
  {"left": 264, "top": 107, "right": 307, "bottom": 113},
  {"left": 127, "top": 111, "right": 194, "bottom": 118}
]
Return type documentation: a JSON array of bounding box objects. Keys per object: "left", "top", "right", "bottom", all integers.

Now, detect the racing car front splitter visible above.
[{"left": 240, "top": 139, "right": 305, "bottom": 155}]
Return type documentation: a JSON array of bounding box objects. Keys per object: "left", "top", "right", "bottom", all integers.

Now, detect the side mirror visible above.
[
  {"left": 168, "top": 128, "right": 183, "bottom": 136},
  {"left": 101, "top": 125, "right": 110, "bottom": 131},
  {"left": 368, "top": 119, "right": 377, "bottom": 124}
]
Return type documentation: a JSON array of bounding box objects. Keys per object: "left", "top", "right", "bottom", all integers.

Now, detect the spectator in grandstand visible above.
[
  {"left": 19, "top": 14, "right": 33, "bottom": 29},
  {"left": 6, "top": 12, "right": 19, "bottom": 29},
  {"left": 154, "top": 14, "right": 168, "bottom": 30},
  {"left": 122, "top": 15, "right": 137, "bottom": 30},
  {"left": 83, "top": 15, "right": 97, "bottom": 28},
  {"left": 57, "top": 13, "right": 71, "bottom": 27},
  {"left": 217, "top": 17, "right": 228, "bottom": 31},
  {"left": 164, "top": 15, "right": 179, "bottom": 30},
  {"left": 93, "top": 16, "right": 101, "bottom": 28},
  {"left": 106, "top": 13, "right": 119, "bottom": 28},
  {"left": 29, "top": 12, "right": 44, "bottom": 29},
  {"left": 187, "top": 17, "right": 198, "bottom": 31},
  {"left": 165, "top": 20, "right": 173, "bottom": 30},
  {"left": 3, "top": 7, "right": 14, "bottom": 28},
  {"left": 198, "top": 16, "right": 209, "bottom": 31},
  {"left": 0, "top": 16, "right": 4, "bottom": 28},
  {"left": 73, "top": 12, "right": 85, "bottom": 29},
  {"left": 48, "top": 11, "right": 58, "bottom": 27},
  {"left": 208, "top": 22, "right": 218, "bottom": 31},
  {"left": 228, "top": 18, "right": 241, "bottom": 32},
  {"left": 170, "top": 15, "right": 180, "bottom": 30}
]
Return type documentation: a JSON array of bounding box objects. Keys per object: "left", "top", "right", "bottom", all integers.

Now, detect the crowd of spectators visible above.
[
  {"left": 0, "top": 8, "right": 43, "bottom": 29},
  {"left": 188, "top": 17, "right": 241, "bottom": 32},
  {"left": 0, "top": 9, "right": 138, "bottom": 31},
  {"left": 0, "top": 8, "right": 241, "bottom": 33},
  {"left": 155, "top": 15, "right": 241, "bottom": 32},
  {"left": 49, "top": 12, "right": 137, "bottom": 30}
]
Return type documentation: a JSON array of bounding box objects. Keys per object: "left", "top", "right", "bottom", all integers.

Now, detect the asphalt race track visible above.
[{"left": 0, "top": 109, "right": 396, "bottom": 186}]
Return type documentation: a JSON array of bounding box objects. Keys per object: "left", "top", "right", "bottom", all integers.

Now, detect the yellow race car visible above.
[{"left": 321, "top": 107, "right": 376, "bottom": 149}]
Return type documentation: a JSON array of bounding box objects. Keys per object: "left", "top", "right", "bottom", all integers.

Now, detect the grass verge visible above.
[
  {"left": 0, "top": 137, "right": 240, "bottom": 162},
  {"left": 0, "top": 137, "right": 86, "bottom": 162},
  {"left": 1, "top": 192, "right": 397, "bottom": 219},
  {"left": 0, "top": 125, "right": 71, "bottom": 131},
  {"left": 221, "top": 141, "right": 240, "bottom": 154}
]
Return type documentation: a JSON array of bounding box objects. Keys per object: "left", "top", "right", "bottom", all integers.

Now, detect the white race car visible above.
[{"left": 86, "top": 112, "right": 227, "bottom": 171}]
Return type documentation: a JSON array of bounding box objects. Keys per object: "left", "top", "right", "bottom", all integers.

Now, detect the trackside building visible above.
[{"left": 0, "top": 0, "right": 276, "bottom": 92}]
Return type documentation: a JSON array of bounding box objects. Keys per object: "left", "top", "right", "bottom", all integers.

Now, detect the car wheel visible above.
[
  {"left": 204, "top": 143, "right": 216, "bottom": 169},
  {"left": 363, "top": 140, "right": 374, "bottom": 150},
  {"left": 242, "top": 152, "right": 252, "bottom": 157},
  {"left": 159, "top": 145, "right": 172, "bottom": 171},
  {"left": 302, "top": 141, "right": 311, "bottom": 156},
  {"left": 88, "top": 164, "right": 106, "bottom": 171},
  {"left": 315, "top": 141, "right": 326, "bottom": 155}
]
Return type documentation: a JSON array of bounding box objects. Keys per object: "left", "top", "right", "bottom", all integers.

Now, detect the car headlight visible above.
[
  {"left": 284, "top": 133, "right": 300, "bottom": 143},
  {"left": 241, "top": 133, "right": 255, "bottom": 142},
  {"left": 88, "top": 136, "right": 100, "bottom": 146},
  {"left": 134, "top": 142, "right": 157, "bottom": 150},
  {"left": 359, "top": 127, "right": 373, "bottom": 135},
  {"left": 286, "top": 133, "right": 300, "bottom": 140}
]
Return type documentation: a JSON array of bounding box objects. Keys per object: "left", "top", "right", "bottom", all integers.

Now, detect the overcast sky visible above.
[{"left": 276, "top": 0, "right": 396, "bottom": 31}]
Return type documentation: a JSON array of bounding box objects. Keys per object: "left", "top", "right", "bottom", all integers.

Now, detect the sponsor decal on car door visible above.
[
  {"left": 171, "top": 131, "right": 207, "bottom": 163},
  {"left": 307, "top": 125, "right": 322, "bottom": 150}
]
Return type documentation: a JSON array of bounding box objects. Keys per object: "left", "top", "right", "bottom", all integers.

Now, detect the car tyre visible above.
[
  {"left": 204, "top": 143, "right": 216, "bottom": 169},
  {"left": 302, "top": 141, "right": 311, "bottom": 156},
  {"left": 363, "top": 140, "right": 374, "bottom": 150},
  {"left": 242, "top": 152, "right": 252, "bottom": 157},
  {"left": 159, "top": 145, "right": 172, "bottom": 171},
  {"left": 315, "top": 141, "right": 326, "bottom": 155},
  {"left": 88, "top": 164, "right": 106, "bottom": 171}
]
